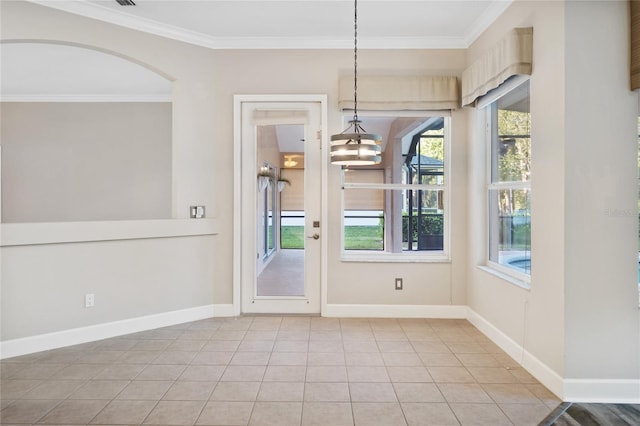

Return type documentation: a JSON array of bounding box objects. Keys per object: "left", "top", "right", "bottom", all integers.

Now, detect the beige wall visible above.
[
  {"left": 210, "top": 48, "right": 467, "bottom": 306},
  {"left": 467, "top": 0, "right": 640, "bottom": 396},
  {"left": 0, "top": 2, "right": 467, "bottom": 338},
  {"left": 1, "top": 0, "right": 222, "bottom": 341},
  {"left": 563, "top": 0, "right": 639, "bottom": 381},
  {"left": 5, "top": 1, "right": 638, "bottom": 398},
  {"left": 280, "top": 168, "right": 304, "bottom": 211},
  {"left": 467, "top": 0, "right": 567, "bottom": 378},
  {"left": 1, "top": 235, "right": 215, "bottom": 340},
  {"left": 1, "top": 102, "right": 171, "bottom": 223}
]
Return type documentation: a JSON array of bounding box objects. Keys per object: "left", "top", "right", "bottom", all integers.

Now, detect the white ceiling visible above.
[
  {"left": 2, "top": 1, "right": 512, "bottom": 103},
  {"left": 275, "top": 125, "right": 305, "bottom": 153},
  {"left": 28, "top": 0, "right": 513, "bottom": 49},
  {"left": 3, "top": 0, "right": 513, "bottom": 99}
]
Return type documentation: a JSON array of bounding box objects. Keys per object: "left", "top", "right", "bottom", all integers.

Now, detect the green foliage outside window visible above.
[
  {"left": 498, "top": 109, "right": 530, "bottom": 182},
  {"left": 419, "top": 128, "right": 444, "bottom": 162},
  {"left": 497, "top": 109, "right": 531, "bottom": 216},
  {"left": 402, "top": 214, "right": 444, "bottom": 242},
  {"left": 344, "top": 226, "right": 384, "bottom": 250}
]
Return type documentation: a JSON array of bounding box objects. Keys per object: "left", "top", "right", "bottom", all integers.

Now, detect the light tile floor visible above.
[{"left": 0, "top": 317, "right": 561, "bottom": 425}]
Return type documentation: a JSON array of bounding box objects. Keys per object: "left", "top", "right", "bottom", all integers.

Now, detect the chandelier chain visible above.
[
  {"left": 330, "top": 0, "right": 381, "bottom": 166},
  {"left": 353, "top": 0, "right": 358, "bottom": 123}
]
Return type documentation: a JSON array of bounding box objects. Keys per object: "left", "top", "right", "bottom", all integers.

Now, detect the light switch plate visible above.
[{"left": 190, "top": 206, "right": 205, "bottom": 219}]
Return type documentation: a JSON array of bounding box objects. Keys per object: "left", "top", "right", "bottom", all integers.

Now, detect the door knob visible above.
[{"left": 307, "top": 233, "right": 320, "bottom": 240}]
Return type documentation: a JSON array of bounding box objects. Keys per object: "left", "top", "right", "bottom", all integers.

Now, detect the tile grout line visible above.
[{"left": 2, "top": 317, "right": 561, "bottom": 425}]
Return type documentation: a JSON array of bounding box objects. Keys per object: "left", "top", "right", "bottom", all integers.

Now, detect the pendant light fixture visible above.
[{"left": 330, "top": 0, "right": 382, "bottom": 166}]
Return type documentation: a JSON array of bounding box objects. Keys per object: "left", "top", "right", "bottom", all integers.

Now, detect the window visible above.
[
  {"left": 486, "top": 79, "right": 531, "bottom": 281},
  {"left": 341, "top": 116, "right": 450, "bottom": 261}
]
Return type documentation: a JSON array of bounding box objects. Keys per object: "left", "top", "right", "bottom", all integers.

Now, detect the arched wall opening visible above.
[{"left": 1, "top": 41, "right": 173, "bottom": 222}]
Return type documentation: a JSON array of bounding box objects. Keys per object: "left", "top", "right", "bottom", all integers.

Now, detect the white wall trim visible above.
[
  {"left": 232, "top": 96, "right": 242, "bottom": 317},
  {"left": 462, "top": 0, "right": 514, "bottom": 47},
  {"left": 467, "top": 307, "right": 564, "bottom": 398},
  {"left": 211, "top": 304, "right": 236, "bottom": 318},
  {"left": 0, "top": 304, "right": 227, "bottom": 360},
  {"left": 3, "top": 299, "right": 638, "bottom": 403},
  {"left": 26, "top": 0, "right": 490, "bottom": 50},
  {"left": 563, "top": 379, "right": 640, "bottom": 404},
  {"left": 466, "top": 307, "right": 526, "bottom": 364},
  {"left": 0, "top": 94, "right": 171, "bottom": 102},
  {"left": 467, "top": 307, "right": 640, "bottom": 403},
  {"left": 234, "top": 95, "right": 328, "bottom": 317},
  {"left": 1, "top": 219, "right": 218, "bottom": 247},
  {"left": 324, "top": 304, "right": 467, "bottom": 319},
  {"left": 520, "top": 349, "right": 565, "bottom": 401}
]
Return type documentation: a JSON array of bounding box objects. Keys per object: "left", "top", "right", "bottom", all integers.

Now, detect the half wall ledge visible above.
[{"left": 0, "top": 218, "right": 218, "bottom": 247}]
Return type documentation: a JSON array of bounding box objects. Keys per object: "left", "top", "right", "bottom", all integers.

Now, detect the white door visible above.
[{"left": 237, "top": 98, "right": 324, "bottom": 314}]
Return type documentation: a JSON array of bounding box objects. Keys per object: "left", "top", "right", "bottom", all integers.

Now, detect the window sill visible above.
[
  {"left": 477, "top": 264, "right": 531, "bottom": 290},
  {"left": 341, "top": 251, "right": 450, "bottom": 263}
]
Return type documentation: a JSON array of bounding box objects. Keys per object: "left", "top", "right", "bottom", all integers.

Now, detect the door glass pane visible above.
[
  {"left": 256, "top": 124, "right": 305, "bottom": 297},
  {"left": 281, "top": 167, "right": 305, "bottom": 250}
]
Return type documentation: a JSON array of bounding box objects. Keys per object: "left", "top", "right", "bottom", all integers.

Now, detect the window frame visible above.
[
  {"left": 340, "top": 113, "right": 451, "bottom": 263},
  {"left": 483, "top": 76, "right": 532, "bottom": 286}
]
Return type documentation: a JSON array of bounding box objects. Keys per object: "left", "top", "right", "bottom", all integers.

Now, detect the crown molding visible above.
[
  {"left": 207, "top": 36, "right": 469, "bottom": 50},
  {"left": 28, "top": 0, "right": 222, "bottom": 48},
  {"left": 0, "top": 94, "right": 171, "bottom": 102},
  {"left": 463, "top": 0, "right": 514, "bottom": 47},
  {"left": 28, "top": 0, "right": 509, "bottom": 50}
]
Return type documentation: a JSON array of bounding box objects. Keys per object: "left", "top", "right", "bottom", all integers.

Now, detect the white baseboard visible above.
[
  {"left": 0, "top": 304, "right": 232, "bottom": 359},
  {"left": 521, "top": 349, "right": 565, "bottom": 400},
  {"left": 323, "top": 304, "right": 467, "bottom": 318},
  {"left": 466, "top": 307, "right": 565, "bottom": 399},
  {"left": 465, "top": 307, "right": 525, "bottom": 363},
  {"left": 467, "top": 307, "right": 640, "bottom": 403},
  {"left": 563, "top": 379, "right": 640, "bottom": 403},
  {"left": 211, "top": 304, "right": 235, "bottom": 317}
]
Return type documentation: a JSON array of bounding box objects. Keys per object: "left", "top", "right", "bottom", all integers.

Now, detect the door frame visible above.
[{"left": 233, "top": 94, "right": 328, "bottom": 316}]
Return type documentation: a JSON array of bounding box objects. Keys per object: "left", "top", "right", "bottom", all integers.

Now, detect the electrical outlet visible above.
[
  {"left": 395, "top": 278, "right": 403, "bottom": 290},
  {"left": 85, "top": 293, "right": 95, "bottom": 308}
]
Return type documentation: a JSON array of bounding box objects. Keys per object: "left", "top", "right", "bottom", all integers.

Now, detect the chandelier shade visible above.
[{"left": 330, "top": 120, "right": 382, "bottom": 165}]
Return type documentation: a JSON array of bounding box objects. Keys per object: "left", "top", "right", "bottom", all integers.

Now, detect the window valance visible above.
[
  {"left": 338, "top": 75, "right": 459, "bottom": 111},
  {"left": 631, "top": 1, "right": 640, "bottom": 90},
  {"left": 462, "top": 27, "right": 533, "bottom": 107}
]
